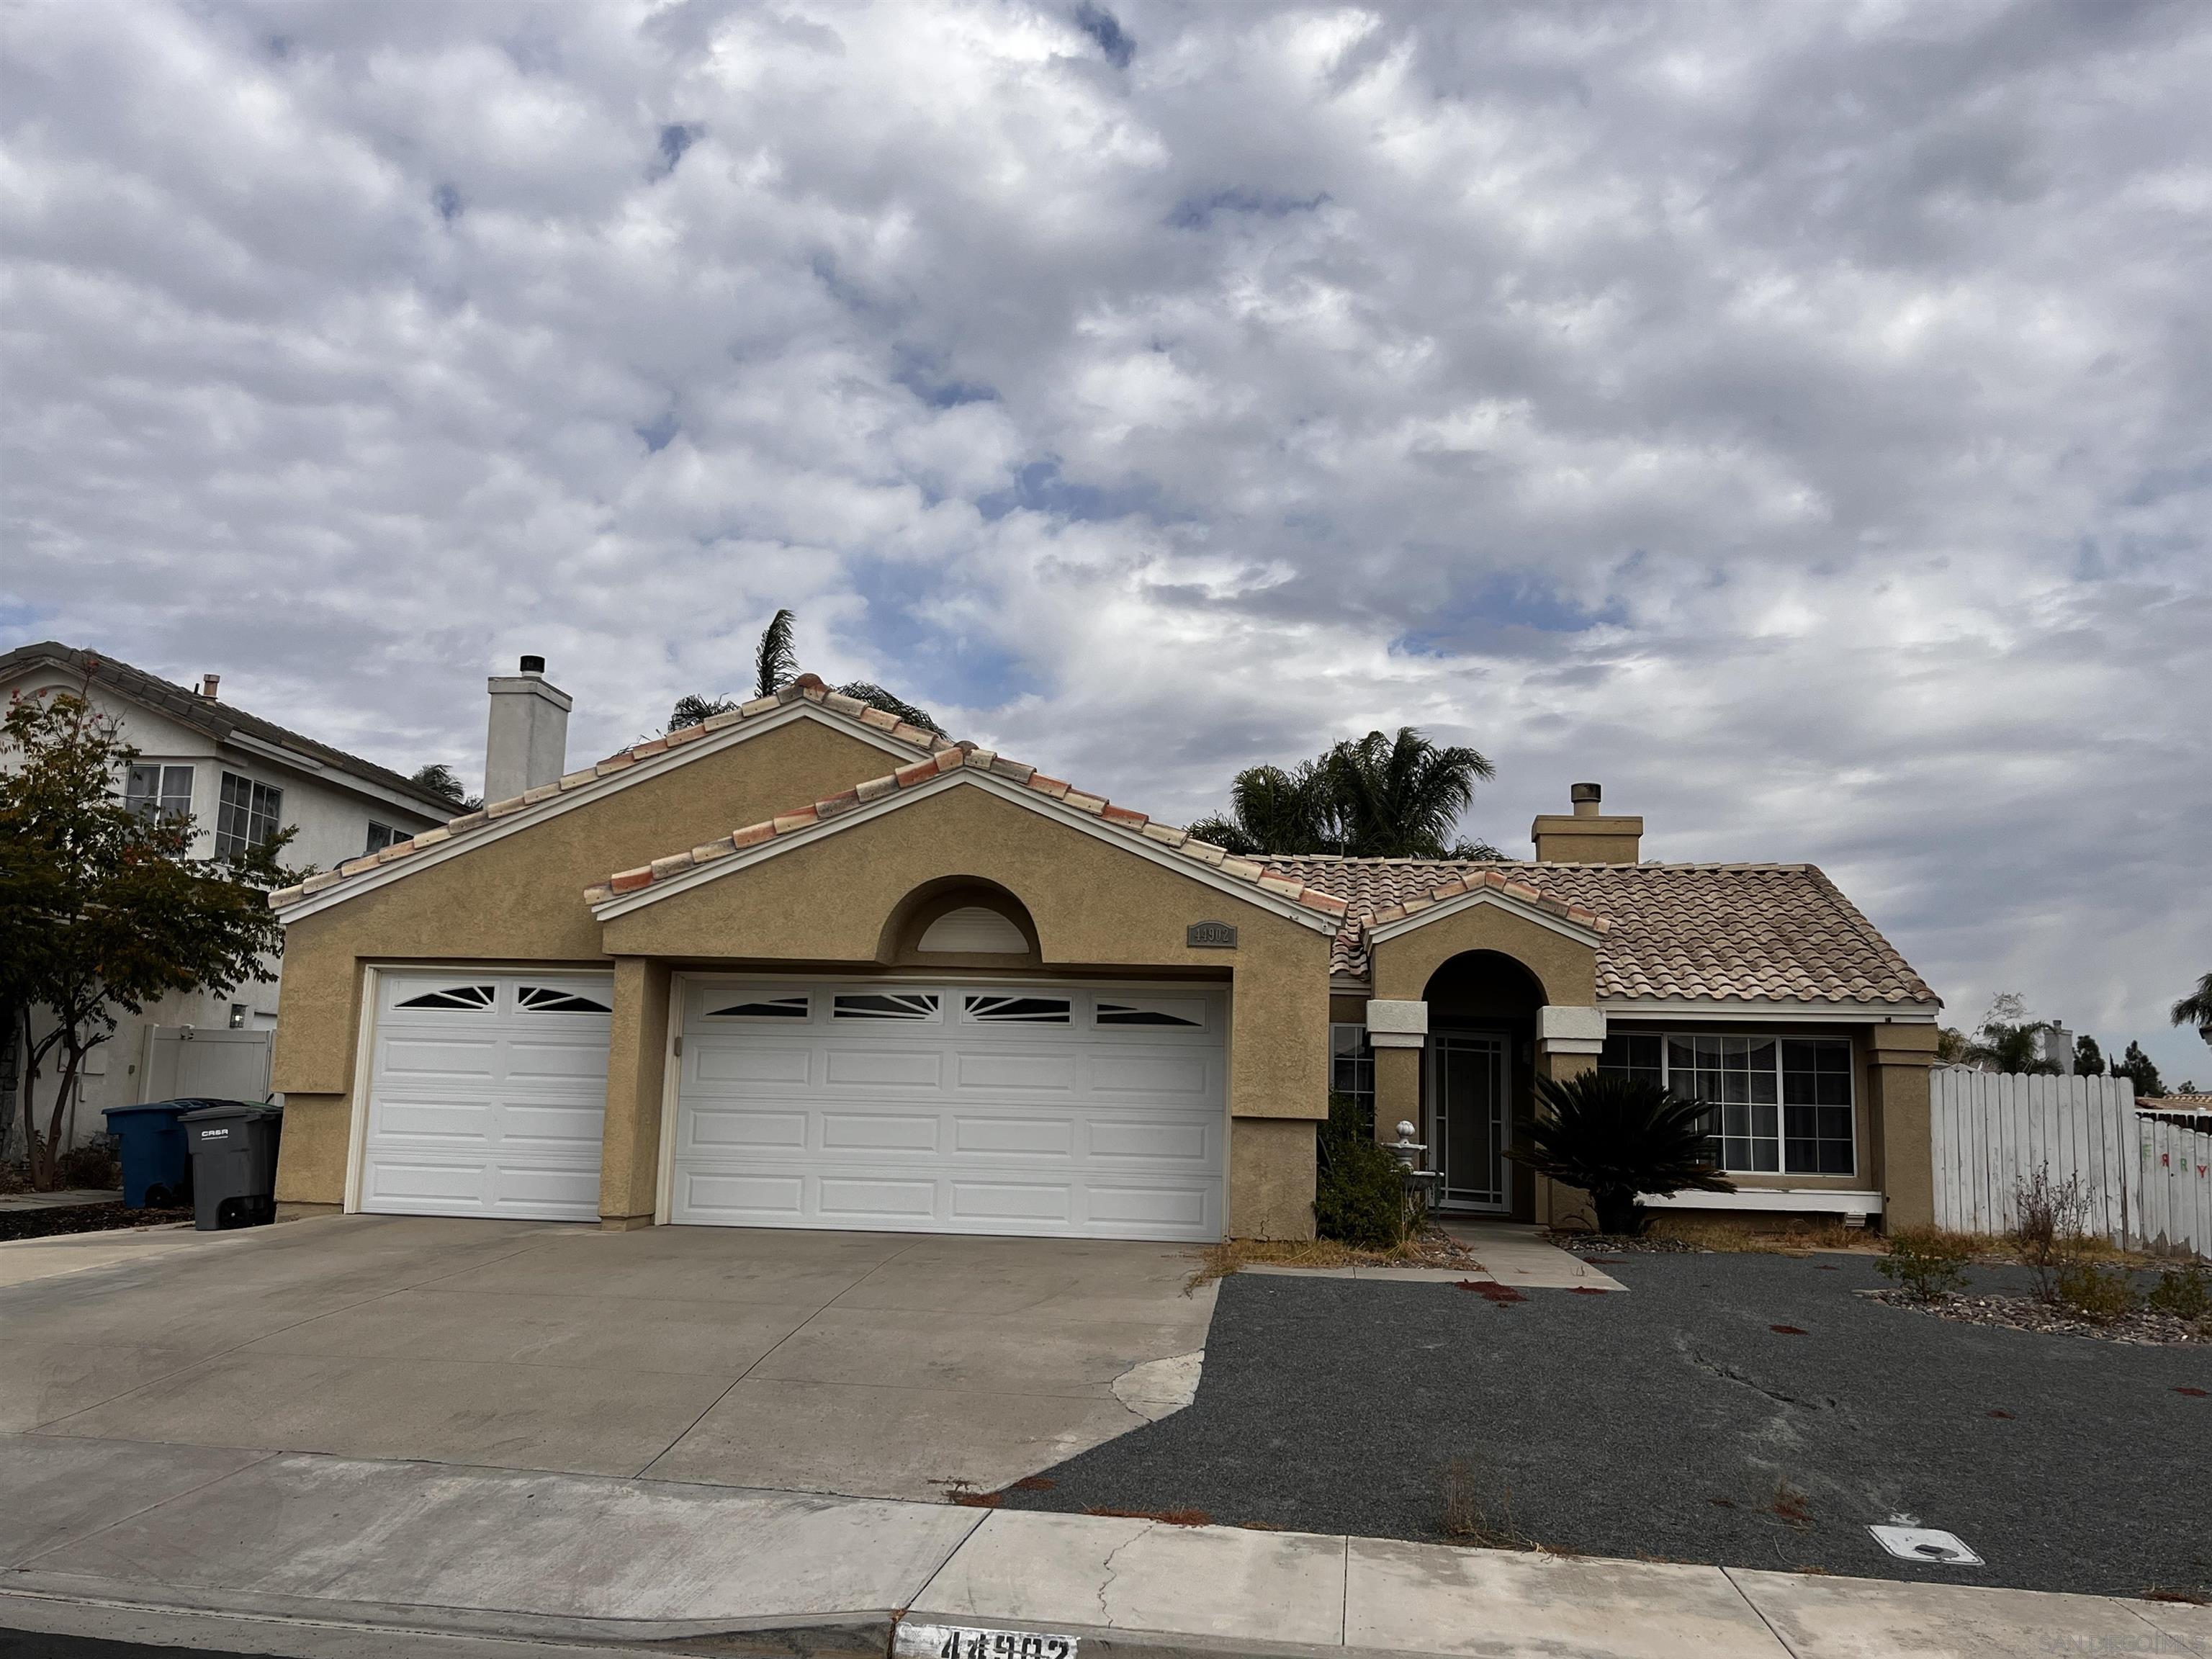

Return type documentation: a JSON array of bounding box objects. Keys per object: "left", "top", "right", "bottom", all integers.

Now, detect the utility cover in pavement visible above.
[
  {"left": 896, "top": 1623, "right": 1079, "bottom": 1659},
  {"left": 1869, "top": 1524, "right": 1984, "bottom": 1565}
]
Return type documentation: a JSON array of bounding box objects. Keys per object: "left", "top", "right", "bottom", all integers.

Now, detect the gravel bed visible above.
[
  {"left": 997, "top": 1251, "right": 2212, "bottom": 1597},
  {"left": 1541, "top": 1230, "right": 1709, "bottom": 1255},
  {"left": 1869, "top": 1287, "right": 2212, "bottom": 1346}
]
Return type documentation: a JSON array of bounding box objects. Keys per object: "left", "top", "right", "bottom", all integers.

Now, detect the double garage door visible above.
[{"left": 362, "top": 974, "right": 1226, "bottom": 1241}]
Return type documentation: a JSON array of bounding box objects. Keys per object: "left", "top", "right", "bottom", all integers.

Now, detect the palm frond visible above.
[
  {"left": 668, "top": 693, "right": 738, "bottom": 732},
  {"left": 2172, "top": 971, "right": 2212, "bottom": 1031},
  {"left": 835, "top": 681, "right": 943, "bottom": 734},
  {"left": 754, "top": 608, "right": 798, "bottom": 698}
]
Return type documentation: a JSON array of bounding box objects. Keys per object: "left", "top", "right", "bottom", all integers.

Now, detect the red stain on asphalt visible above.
[
  {"left": 2177, "top": 1388, "right": 2208, "bottom": 1398},
  {"left": 1770, "top": 1324, "right": 1808, "bottom": 1336},
  {"left": 1460, "top": 1280, "right": 1526, "bottom": 1305},
  {"left": 1570, "top": 1286, "right": 1609, "bottom": 1295},
  {"left": 1988, "top": 1409, "right": 2015, "bottom": 1419},
  {"left": 1010, "top": 1476, "right": 1056, "bottom": 1491}
]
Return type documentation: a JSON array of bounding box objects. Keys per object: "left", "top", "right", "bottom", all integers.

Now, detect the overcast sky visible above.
[{"left": 4, "top": 1, "right": 2207, "bottom": 1076}]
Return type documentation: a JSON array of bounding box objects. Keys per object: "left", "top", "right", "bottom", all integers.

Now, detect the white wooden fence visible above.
[{"left": 1930, "top": 1070, "right": 2211, "bottom": 1259}]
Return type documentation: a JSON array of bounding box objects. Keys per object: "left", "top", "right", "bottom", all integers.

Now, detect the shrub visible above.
[
  {"left": 2012, "top": 1166, "right": 2092, "bottom": 1304},
  {"left": 1504, "top": 1071, "right": 1732, "bottom": 1236},
  {"left": 56, "top": 1138, "right": 120, "bottom": 1191},
  {"left": 2056, "top": 1262, "right": 2139, "bottom": 1323},
  {"left": 2146, "top": 1265, "right": 2212, "bottom": 1321},
  {"left": 1315, "top": 1092, "right": 1419, "bottom": 1248},
  {"left": 1876, "top": 1228, "right": 1973, "bottom": 1300}
]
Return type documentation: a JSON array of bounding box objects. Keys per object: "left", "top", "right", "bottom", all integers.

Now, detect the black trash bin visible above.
[{"left": 179, "top": 1101, "right": 284, "bottom": 1231}]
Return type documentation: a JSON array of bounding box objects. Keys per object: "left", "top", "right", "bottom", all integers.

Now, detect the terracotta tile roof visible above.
[
  {"left": 270, "top": 676, "right": 951, "bottom": 909},
  {"left": 1, "top": 640, "right": 455, "bottom": 817},
  {"left": 583, "top": 741, "right": 1353, "bottom": 924},
  {"left": 1272, "top": 856, "right": 1938, "bottom": 1007}
]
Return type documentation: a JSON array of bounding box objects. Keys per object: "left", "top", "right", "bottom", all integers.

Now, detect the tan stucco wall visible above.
[
  {"left": 1369, "top": 903, "right": 1599, "bottom": 1008},
  {"left": 1230, "top": 1118, "right": 1318, "bottom": 1240},
  {"left": 601, "top": 957, "right": 672, "bottom": 1225},
  {"left": 268, "top": 717, "right": 904, "bottom": 1207},
  {"left": 1868, "top": 1023, "right": 1939, "bottom": 1228},
  {"left": 599, "top": 782, "right": 1334, "bottom": 1238}
]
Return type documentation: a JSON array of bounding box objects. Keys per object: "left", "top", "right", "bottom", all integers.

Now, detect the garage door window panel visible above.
[
  {"left": 395, "top": 984, "right": 498, "bottom": 1012},
  {"left": 834, "top": 992, "right": 942, "bottom": 1022}
]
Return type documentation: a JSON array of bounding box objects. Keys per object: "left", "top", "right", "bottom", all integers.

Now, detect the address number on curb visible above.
[{"left": 894, "top": 1623, "right": 1079, "bottom": 1659}]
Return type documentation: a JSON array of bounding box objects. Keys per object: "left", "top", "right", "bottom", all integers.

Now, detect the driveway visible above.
[
  {"left": 997, "top": 1251, "right": 2212, "bottom": 1599},
  {"left": 0, "top": 1214, "right": 1216, "bottom": 1501}
]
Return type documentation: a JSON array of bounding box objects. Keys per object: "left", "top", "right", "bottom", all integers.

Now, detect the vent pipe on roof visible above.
[
  {"left": 198, "top": 673, "right": 220, "bottom": 700},
  {"left": 484, "top": 655, "right": 572, "bottom": 804}
]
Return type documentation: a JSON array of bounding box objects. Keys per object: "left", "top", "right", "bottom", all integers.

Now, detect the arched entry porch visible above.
[{"left": 1421, "top": 951, "right": 1544, "bottom": 1217}]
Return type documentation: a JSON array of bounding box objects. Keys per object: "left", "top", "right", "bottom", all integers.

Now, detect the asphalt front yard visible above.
[{"left": 998, "top": 1251, "right": 2212, "bottom": 1599}]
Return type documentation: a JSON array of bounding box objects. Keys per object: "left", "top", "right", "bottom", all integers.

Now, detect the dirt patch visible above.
[
  {"left": 1189, "top": 1226, "right": 1485, "bottom": 1289},
  {"left": 1869, "top": 1288, "right": 2212, "bottom": 1346},
  {"left": 0, "top": 1202, "right": 194, "bottom": 1243}
]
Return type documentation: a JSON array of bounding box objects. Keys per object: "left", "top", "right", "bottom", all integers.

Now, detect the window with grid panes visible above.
[
  {"left": 1598, "top": 1031, "right": 1853, "bottom": 1176},
  {"left": 215, "top": 773, "right": 283, "bottom": 862},
  {"left": 124, "top": 764, "right": 193, "bottom": 822}
]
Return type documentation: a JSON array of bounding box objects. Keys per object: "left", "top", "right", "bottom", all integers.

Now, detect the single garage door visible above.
[
  {"left": 360, "top": 971, "right": 614, "bottom": 1220},
  {"left": 671, "top": 980, "right": 1226, "bottom": 1241}
]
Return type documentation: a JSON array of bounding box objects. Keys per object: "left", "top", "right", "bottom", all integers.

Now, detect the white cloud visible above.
[{"left": 3, "top": 0, "right": 2207, "bottom": 1077}]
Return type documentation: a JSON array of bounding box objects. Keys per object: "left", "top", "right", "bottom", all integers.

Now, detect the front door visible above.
[{"left": 1431, "top": 1033, "right": 1510, "bottom": 1213}]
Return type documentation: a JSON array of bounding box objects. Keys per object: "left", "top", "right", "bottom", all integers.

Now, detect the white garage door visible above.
[
  {"left": 360, "top": 972, "right": 613, "bottom": 1220},
  {"left": 671, "top": 981, "right": 1226, "bottom": 1241}
]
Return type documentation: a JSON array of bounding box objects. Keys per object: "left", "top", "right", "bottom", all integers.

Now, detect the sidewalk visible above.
[{"left": 4, "top": 1434, "right": 2202, "bottom": 1659}]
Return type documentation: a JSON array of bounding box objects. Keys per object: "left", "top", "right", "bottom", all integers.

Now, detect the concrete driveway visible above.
[{"left": 0, "top": 1214, "right": 1217, "bottom": 1501}]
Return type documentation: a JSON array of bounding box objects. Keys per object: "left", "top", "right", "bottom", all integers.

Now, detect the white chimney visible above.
[
  {"left": 2038, "top": 1026, "right": 2075, "bottom": 1076},
  {"left": 199, "top": 673, "right": 220, "bottom": 700},
  {"left": 483, "top": 655, "right": 571, "bottom": 804}
]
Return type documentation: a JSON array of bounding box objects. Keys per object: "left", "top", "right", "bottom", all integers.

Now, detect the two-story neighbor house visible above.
[{"left": 1, "top": 641, "right": 453, "bottom": 1154}]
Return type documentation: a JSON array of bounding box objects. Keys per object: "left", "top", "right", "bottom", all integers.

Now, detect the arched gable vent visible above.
[{"left": 918, "top": 906, "right": 1028, "bottom": 954}]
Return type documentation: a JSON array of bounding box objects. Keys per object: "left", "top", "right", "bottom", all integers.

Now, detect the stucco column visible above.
[
  {"left": 1365, "top": 999, "right": 1427, "bottom": 1146},
  {"left": 1867, "top": 1028, "right": 1938, "bottom": 1230},
  {"left": 599, "top": 957, "right": 672, "bottom": 1230},
  {"left": 1531, "top": 1046, "right": 1599, "bottom": 1228}
]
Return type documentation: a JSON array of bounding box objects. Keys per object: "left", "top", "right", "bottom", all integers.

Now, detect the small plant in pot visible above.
[{"left": 1506, "top": 1071, "right": 1732, "bottom": 1237}]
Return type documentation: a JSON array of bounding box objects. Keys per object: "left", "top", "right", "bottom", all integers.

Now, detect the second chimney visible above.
[
  {"left": 1531, "top": 781, "right": 1643, "bottom": 863},
  {"left": 199, "top": 673, "right": 220, "bottom": 700},
  {"left": 484, "top": 655, "right": 572, "bottom": 804}
]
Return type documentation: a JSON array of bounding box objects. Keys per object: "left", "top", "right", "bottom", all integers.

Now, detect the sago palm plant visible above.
[{"left": 1506, "top": 1070, "right": 1734, "bottom": 1236}]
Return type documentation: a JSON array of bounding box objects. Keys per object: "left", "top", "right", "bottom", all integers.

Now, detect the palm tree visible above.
[
  {"left": 753, "top": 607, "right": 798, "bottom": 698},
  {"left": 1325, "top": 727, "right": 1496, "bottom": 858},
  {"left": 408, "top": 763, "right": 480, "bottom": 813},
  {"left": 1187, "top": 727, "right": 1501, "bottom": 858},
  {"left": 667, "top": 608, "right": 944, "bottom": 734},
  {"left": 2172, "top": 971, "right": 2212, "bottom": 1043},
  {"left": 1506, "top": 1070, "right": 1734, "bottom": 1236},
  {"left": 1186, "top": 761, "right": 1339, "bottom": 857}
]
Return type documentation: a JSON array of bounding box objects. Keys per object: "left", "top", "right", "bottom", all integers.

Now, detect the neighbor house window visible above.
[
  {"left": 215, "top": 773, "right": 283, "bottom": 862},
  {"left": 1599, "top": 1033, "right": 1854, "bottom": 1177},
  {"left": 1330, "top": 1024, "right": 1375, "bottom": 1112},
  {"left": 365, "top": 822, "right": 398, "bottom": 854},
  {"left": 124, "top": 764, "right": 194, "bottom": 822}
]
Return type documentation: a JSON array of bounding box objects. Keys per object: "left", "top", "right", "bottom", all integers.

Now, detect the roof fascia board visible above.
[
  {"left": 588, "top": 768, "right": 1344, "bottom": 935},
  {"left": 273, "top": 701, "right": 920, "bottom": 924},
  {"left": 1367, "top": 886, "right": 1605, "bottom": 949},
  {"left": 1599, "top": 997, "right": 1941, "bottom": 1024},
  {"left": 220, "top": 732, "right": 451, "bottom": 820}
]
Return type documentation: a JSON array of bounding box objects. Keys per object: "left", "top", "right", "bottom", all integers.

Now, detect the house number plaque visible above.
[{"left": 1187, "top": 921, "right": 1238, "bottom": 948}]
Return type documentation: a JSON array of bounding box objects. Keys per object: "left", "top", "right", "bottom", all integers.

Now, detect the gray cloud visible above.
[{"left": 3, "top": 0, "right": 2207, "bottom": 1076}]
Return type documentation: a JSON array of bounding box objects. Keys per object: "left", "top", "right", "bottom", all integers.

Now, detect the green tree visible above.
[
  {"left": 668, "top": 608, "right": 943, "bottom": 734},
  {"left": 2073, "top": 1033, "right": 2105, "bottom": 1076},
  {"left": 2113, "top": 1041, "right": 2164, "bottom": 1100},
  {"left": 1, "top": 688, "right": 297, "bottom": 1189},
  {"left": 1505, "top": 1070, "right": 1734, "bottom": 1236},
  {"left": 1187, "top": 727, "right": 1503, "bottom": 859},
  {"left": 1959, "top": 993, "right": 2062, "bottom": 1074},
  {"left": 2172, "top": 971, "right": 2212, "bottom": 1040}
]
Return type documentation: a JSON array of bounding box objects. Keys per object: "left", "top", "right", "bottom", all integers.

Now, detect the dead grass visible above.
[
  {"left": 1646, "top": 1217, "right": 1883, "bottom": 1255},
  {"left": 1441, "top": 1455, "right": 1537, "bottom": 1551},
  {"left": 1184, "top": 1228, "right": 1482, "bottom": 1291}
]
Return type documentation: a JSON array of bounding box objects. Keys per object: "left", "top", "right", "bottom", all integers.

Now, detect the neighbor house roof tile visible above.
[{"left": 1274, "top": 856, "right": 1937, "bottom": 1007}]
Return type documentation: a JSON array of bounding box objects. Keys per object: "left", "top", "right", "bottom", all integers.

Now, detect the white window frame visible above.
[
  {"left": 124, "top": 762, "right": 194, "bottom": 822},
  {"left": 215, "top": 771, "right": 283, "bottom": 862},
  {"left": 1599, "top": 1030, "right": 1856, "bottom": 1178}
]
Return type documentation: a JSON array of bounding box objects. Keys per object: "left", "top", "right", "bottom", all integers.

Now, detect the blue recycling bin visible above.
[{"left": 101, "top": 1097, "right": 246, "bottom": 1208}]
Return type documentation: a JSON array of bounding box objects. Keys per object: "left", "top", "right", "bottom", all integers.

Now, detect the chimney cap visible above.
[
  {"left": 518, "top": 655, "right": 546, "bottom": 675},
  {"left": 1570, "top": 781, "right": 1601, "bottom": 803}
]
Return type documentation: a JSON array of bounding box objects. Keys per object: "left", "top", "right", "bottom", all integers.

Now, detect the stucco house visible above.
[
  {"left": 263, "top": 660, "right": 1944, "bottom": 1241},
  {"left": 1, "top": 642, "right": 453, "bottom": 1154}
]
